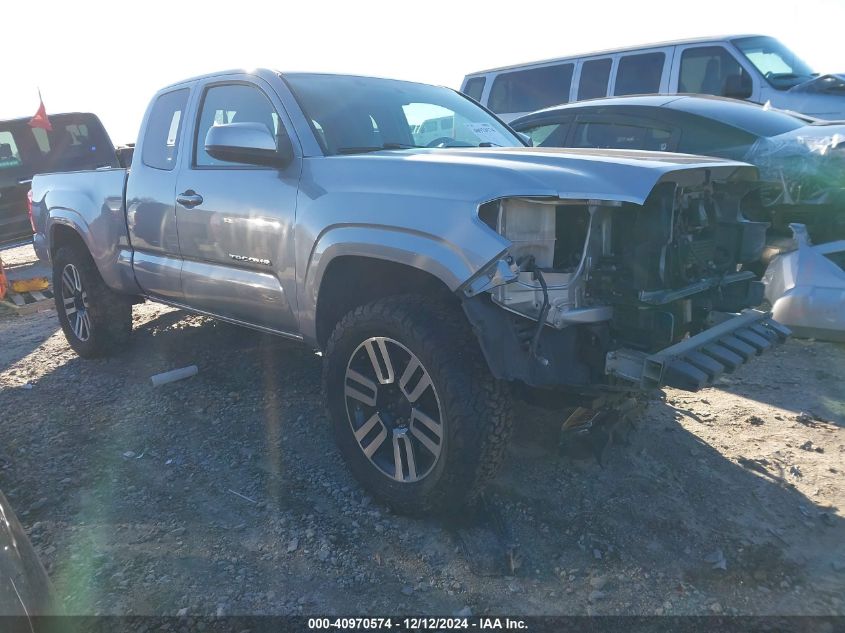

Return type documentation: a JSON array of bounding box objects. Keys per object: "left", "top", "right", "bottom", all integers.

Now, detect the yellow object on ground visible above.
[
  {"left": 0, "top": 257, "right": 7, "bottom": 300},
  {"left": 10, "top": 276, "right": 49, "bottom": 294}
]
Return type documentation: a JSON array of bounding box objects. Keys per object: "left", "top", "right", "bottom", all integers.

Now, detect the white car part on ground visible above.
[{"left": 763, "top": 224, "right": 845, "bottom": 342}]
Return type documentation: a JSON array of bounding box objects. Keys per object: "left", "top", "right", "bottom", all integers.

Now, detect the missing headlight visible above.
[{"left": 498, "top": 198, "right": 558, "bottom": 268}]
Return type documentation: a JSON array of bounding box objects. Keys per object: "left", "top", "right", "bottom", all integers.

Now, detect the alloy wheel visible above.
[
  {"left": 61, "top": 263, "right": 91, "bottom": 342},
  {"left": 344, "top": 337, "right": 444, "bottom": 483}
]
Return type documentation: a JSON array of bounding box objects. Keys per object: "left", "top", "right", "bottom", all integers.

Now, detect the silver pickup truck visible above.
[{"left": 31, "top": 69, "right": 788, "bottom": 514}]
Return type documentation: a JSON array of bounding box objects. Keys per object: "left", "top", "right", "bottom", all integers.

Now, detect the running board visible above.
[{"left": 605, "top": 310, "right": 790, "bottom": 392}]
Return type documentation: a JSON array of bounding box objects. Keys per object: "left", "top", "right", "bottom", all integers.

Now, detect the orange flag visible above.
[{"left": 29, "top": 91, "right": 52, "bottom": 131}]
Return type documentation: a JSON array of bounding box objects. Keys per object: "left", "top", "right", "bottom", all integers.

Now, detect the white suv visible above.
[{"left": 461, "top": 35, "right": 845, "bottom": 122}]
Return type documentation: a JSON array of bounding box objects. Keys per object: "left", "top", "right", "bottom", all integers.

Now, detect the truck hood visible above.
[
  {"left": 328, "top": 146, "right": 755, "bottom": 206},
  {"left": 778, "top": 74, "right": 845, "bottom": 120},
  {"left": 788, "top": 73, "right": 845, "bottom": 96}
]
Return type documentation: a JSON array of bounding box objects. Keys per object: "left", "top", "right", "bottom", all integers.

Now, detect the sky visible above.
[{"left": 3, "top": 0, "right": 845, "bottom": 145}]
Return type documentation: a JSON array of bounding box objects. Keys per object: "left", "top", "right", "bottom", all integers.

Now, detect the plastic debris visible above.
[
  {"left": 745, "top": 125, "right": 845, "bottom": 209},
  {"left": 227, "top": 489, "right": 257, "bottom": 504},
  {"left": 763, "top": 224, "right": 845, "bottom": 342},
  {"left": 704, "top": 548, "right": 728, "bottom": 570},
  {"left": 150, "top": 365, "right": 198, "bottom": 387},
  {"left": 10, "top": 277, "right": 50, "bottom": 294}
]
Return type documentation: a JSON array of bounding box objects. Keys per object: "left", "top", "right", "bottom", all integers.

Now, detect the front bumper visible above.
[{"left": 605, "top": 309, "right": 791, "bottom": 391}]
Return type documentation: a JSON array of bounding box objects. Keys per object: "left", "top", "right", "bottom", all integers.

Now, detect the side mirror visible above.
[{"left": 205, "top": 122, "right": 293, "bottom": 168}]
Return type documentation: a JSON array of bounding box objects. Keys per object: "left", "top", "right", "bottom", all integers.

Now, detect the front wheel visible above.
[
  {"left": 323, "top": 295, "right": 512, "bottom": 515},
  {"left": 53, "top": 244, "right": 133, "bottom": 358}
]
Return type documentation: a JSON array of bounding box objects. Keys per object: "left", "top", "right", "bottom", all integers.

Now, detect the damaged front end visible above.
[{"left": 462, "top": 168, "right": 789, "bottom": 396}]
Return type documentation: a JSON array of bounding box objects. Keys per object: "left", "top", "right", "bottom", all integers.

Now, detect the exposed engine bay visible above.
[{"left": 463, "top": 170, "right": 788, "bottom": 396}]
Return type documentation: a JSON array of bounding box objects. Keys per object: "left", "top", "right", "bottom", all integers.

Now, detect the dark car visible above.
[
  {"left": 0, "top": 112, "right": 118, "bottom": 247},
  {"left": 0, "top": 489, "right": 59, "bottom": 621},
  {"left": 511, "top": 95, "right": 845, "bottom": 246}
]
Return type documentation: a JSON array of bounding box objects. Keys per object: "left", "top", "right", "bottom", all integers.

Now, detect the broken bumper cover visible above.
[{"left": 605, "top": 310, "right": 791, "bottom": 391}]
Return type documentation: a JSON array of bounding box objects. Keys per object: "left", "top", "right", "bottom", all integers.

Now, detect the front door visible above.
[{"left": 174, "top": 78, "right": 301, "bottom": 334}]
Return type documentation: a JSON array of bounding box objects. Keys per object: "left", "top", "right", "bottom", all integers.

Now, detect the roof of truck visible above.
[
  {"left": 464, "top": 34, "right": 764, "bottom": 77},
  {"left": 157, "top": 68, "right": 449, "bottom": 92},
  {"left": 0, "top": 112, "right": 101, "bottom": 126}
]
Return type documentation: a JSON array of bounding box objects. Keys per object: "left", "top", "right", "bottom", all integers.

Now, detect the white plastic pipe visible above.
[{"left": 150, "top": 365, "right": 198, "bottom": 387}]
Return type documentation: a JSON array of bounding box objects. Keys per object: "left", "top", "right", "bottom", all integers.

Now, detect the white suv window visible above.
[{"left": 614, "top": 52, "right": 665, "bottom": 96}]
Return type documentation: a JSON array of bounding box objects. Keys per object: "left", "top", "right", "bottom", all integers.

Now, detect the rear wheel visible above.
[
  {"left": 323, "top": 295, "right": 512, "bottom": 515},
  {"left": 53, "top": 244, "right": 132, "bottom": 358}
]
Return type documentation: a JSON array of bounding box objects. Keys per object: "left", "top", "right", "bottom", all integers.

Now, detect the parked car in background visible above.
[
  {"left": 0, "top": 113, "right": 118, "bottom": 247},
  {"left": 0, "top": 490, "right": 59, "bottom": 619},
  {"left": 510, "top": 95, "right": 845, "bottom": 255},
  {"left": 461, "top": 35, "right": 845, "bottom": 122},
  {"left": 31, "top": 69, "right": 787, "bottom": 515}
]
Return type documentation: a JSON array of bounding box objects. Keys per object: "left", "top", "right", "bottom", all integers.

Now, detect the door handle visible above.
[{"left": 177, "top": 190, "right": 204, "bottom": 208}]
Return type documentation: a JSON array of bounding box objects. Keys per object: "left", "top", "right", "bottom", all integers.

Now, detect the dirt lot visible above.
[{"left": 1, "top": 244, "right": 844, "bottom": 616}]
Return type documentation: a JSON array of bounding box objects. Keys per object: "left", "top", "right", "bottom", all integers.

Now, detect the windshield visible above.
[
  {"left": 283, "top": 73, "right": 522, "bottom": 155},
  {"left": 732, "top": 36, "right": 816, "bottom": 90}
]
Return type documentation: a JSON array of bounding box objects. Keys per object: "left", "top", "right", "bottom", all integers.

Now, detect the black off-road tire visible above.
[
  {"left": 323, "top": 295, "right": 512, "bottom": 515},
  {"left": 53, "top": 244, "right": 133, "bottom": 358}
]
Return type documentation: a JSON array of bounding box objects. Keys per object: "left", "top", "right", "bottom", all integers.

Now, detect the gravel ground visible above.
[{"left": 1, "top": 244, "right": 844, "bottom": 616}]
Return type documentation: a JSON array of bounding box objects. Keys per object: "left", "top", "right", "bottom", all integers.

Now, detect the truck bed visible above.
[{"left": 31, "top": 167, "right": 139, "bottom": 295}]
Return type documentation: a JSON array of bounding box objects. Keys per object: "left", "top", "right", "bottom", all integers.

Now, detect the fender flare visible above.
[
  {"left": 299, "top": 224, "right": 497, "bottom": 343},
  {"left": 46, "top": 209, "right": 141, "bottom": 295}
]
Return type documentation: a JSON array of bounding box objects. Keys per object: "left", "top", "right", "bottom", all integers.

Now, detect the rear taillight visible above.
[{"left": 27, "top": 189, "right": 35, "bottom": 232}]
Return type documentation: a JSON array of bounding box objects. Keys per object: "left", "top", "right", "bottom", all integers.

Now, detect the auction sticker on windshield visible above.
[{"left": 464, "top": 122, "right": 512, "bottom": 146}]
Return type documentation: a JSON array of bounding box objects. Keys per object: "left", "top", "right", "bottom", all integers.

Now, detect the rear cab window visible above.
[
  {"left": 0, "top": 114, "right": 116, "bottom": 174},
  {"left": 488, "top": 63, "right": 574, "bottom": 114},
  {"left": 614, "top": 52, "right": 666, "bottom": 96},
  {"left": 142, "top": 89, "right": 190, "bottom": 170},
  {"left": 0, "top": 131, "right": 22, "bottom": 169}
]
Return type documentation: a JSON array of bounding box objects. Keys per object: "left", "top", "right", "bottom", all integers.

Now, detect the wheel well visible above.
[
  {"left": 50, "top": 224, "right": 87, "bottom": 257},
  {"left": 316, "top": 256, "right": 457, "bottom": 349}
]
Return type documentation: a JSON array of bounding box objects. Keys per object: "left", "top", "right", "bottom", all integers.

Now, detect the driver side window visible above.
[
  {"left": 679, "top": 46, "right": 750, "bottom": 98},
  {"left": 194, "top": 83, "right": 280, "bottom": 167}
]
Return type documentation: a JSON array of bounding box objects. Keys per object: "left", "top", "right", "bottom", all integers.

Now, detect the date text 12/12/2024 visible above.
[{"left": 307, "top": 617, "right": 528, "bottom": 630}]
